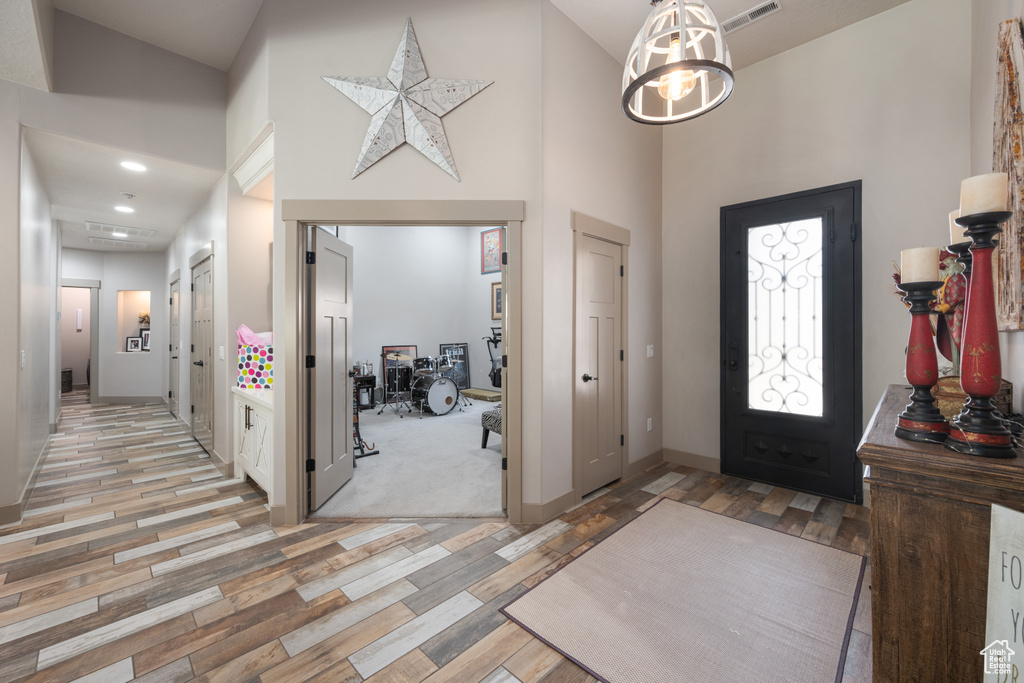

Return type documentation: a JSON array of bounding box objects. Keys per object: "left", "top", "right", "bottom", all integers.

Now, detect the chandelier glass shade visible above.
[{"left": 622, "top": 0, "right": 734, "bottom": 124}]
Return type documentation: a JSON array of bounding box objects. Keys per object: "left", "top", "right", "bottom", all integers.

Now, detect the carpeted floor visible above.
[
  {"left": 310, "top": 396, "right": 504, "bottom": 519},
  {"left": 502, "top": 498, "right": 865, "bottom": 683}
]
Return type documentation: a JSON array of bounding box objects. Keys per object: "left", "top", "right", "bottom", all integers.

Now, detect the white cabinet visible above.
[{"left": 232, "top": 387, "right": 273, "bottom": 496}]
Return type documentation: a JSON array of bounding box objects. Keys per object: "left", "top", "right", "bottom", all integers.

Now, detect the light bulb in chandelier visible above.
[{"left": 657, "top": 39, "right": 697, "bottom": 101}]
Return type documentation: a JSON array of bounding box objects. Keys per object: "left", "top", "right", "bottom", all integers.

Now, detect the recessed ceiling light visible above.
[
  {"left": 114, "top": 206, "right": 134, "bottom": 213},
  {"left": 111, "top": 231, "right": 128, "bottom": 238},
  {"left": 120, "top": 161, "right": 146, "bottom": 172}
]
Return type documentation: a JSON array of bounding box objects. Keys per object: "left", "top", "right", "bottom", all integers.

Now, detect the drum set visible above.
[{"left": 378, "top": 351, "right": 464, "bottom": 418}]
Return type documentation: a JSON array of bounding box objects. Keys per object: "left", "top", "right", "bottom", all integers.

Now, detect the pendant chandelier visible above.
[{"left": 622, "top": 0, "right": 734, "bottom": 124}]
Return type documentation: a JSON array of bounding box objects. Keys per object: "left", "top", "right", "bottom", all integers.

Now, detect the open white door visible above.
[
  {"left": 308, "top": 228, "right": 354, "bottom": 510},
  {"left": 169, "top": 278, "right": 180, "bottom": 416},
  {"left": 191, "top": 256, "right": 214, "bottom": 453}
]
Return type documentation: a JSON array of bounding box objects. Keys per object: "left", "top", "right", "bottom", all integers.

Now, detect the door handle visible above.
[
  {"left": 727, "top": 342, "right": 739, "bottom": 371},
  {"left": 193, "top": 360, "right": 204, "bottom": 367},
  {"left": 582, "top": 373, "right": 598, "bottom": 383}
]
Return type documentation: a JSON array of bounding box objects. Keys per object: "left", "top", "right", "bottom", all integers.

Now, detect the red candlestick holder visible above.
[
  {"left": 945, "top": 210, "right": 1016, "bottom": 458},
  {"left": 894, "top": 281, "right": 949, "bottom": 443}
]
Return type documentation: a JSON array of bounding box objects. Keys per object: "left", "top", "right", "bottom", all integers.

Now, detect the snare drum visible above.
[
  {"left": 412, "top": 376, "right": 459, "bottom": 415},
  {"left": 413, "top": 357, "right": 437, "bottom": 377}
]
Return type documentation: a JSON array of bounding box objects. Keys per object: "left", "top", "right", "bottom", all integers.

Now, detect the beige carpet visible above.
[{"left": 502, "top": 499, "right": 864, "bottom": 683}]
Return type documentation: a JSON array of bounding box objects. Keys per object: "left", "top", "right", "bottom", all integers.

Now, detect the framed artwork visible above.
[
  {"left": 481, "top": 228, "right": 502, "bottom": 274},
  {"left": 126, "top": 336, "right": 142, "bottom": 353},
  {"left": 994, "top": 19, "right": 1024, "bottom": 330},
  {"left": 439, "top": 342, "right": 470, "bottom": 390},
  {"left": 141, "top": 330, "right": 151, "bottom": 351},
  {"left": 491, "top": 281, "right": 502, "bottom": 320}
]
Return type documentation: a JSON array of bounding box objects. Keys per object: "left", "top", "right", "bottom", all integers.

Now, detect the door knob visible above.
[
  {"left": 193, "top": 360, "right": 204, "bottom": 367},
  {"left": 582, "top": 373, "right": 598, "bottom": 383}
]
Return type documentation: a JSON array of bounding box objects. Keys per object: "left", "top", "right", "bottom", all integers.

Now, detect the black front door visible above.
[{"left": 720, "top": 181, "right": 862, "bottom": 502}]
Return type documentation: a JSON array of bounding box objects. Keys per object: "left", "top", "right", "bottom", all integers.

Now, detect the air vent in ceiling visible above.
[
  {"left": 85, "top": 222, "right": 154, "bottom": 239},
  {"left": 88, "top": 237, "right": 148, "bottom": 250},
  {"left": 722, "top": 0, "right": 781, "bottom": 34}
]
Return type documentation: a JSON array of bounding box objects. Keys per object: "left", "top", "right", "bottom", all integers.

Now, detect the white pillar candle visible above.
[
  {"left": 949, "top": 209, "right": 966, "bottom": 245},
  {"left": 960, "top": 172, "right": 1008, "bottom": 215},
  {"left": 901, "top": 246, "right": 940, "bottom": 283}
]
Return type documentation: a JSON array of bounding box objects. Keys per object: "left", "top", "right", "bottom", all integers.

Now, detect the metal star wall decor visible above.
[{"left": 323, "top": 19, "right": 492, "bottom": 181}]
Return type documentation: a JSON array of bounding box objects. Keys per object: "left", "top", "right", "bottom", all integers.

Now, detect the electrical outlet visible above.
[
  {"left": 647, "top": 417, "right": 653, "bottom": 432},
  {"left": 646, "top": 345, "right": 654, "bottom": 358}
]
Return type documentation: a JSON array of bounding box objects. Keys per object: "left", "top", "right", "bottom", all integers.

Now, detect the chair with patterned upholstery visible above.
[{"left": 481, "top": 404, "right": 502, "bottom": 448}]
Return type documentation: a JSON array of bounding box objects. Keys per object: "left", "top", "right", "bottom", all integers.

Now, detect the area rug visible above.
[{"left": 501, "top": 499, "right": 864, "bottom": 683}]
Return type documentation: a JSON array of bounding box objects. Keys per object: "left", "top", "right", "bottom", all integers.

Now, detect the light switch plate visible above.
[
  {"left": 646, "top": 345, "right": 654, "bottom": 358},
  {"left": 219, "top": 346, "right": 225, "bottom": 360}
]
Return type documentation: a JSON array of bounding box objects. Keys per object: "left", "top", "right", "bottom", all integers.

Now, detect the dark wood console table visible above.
[{"left": 858, "top": 384, "right": 1024, "bottom": 682}]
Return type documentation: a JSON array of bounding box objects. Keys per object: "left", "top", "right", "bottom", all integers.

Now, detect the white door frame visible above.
[
  {"left": 62, "top": 278, "right": 101, "bottom": 405},
  {"left": 571, "top": 212, "right": 630, "bottom": 506},
  {"left": 282, "top": 200, "right": 525, "bottom": 525}
]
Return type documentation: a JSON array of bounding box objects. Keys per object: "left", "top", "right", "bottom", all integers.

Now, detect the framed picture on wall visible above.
[
  {"left": 141, "top": 330, "right": 151, "bottom": 352},
  {"left": 439, "top": 342, "right": 470, "bottom": 390},
  {"left": 481, "top": 228, "right": 502, "bottom": 274},
  {"left": 126, "top": 336, "right": 142, "bottom": 353},
  {"left": 491, "top": 281, "right": 502, "bottom": 320}
]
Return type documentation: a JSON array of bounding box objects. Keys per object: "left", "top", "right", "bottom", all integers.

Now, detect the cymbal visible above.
[{"left": 383, "top": 352, "right": 413, "bottom": 361}]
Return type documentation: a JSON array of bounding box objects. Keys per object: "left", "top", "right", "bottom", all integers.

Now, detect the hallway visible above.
[{"left": 0, "top": 395, "right": 871, "bottom": 682}]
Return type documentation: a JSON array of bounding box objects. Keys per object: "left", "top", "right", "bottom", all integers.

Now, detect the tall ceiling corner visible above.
[{"left": 0, "top": 0, "right": 55, "bottom": 92}]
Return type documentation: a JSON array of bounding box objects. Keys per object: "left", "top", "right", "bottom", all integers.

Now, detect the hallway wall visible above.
[{"left": 660, "top": 0, "right": 972, "bottom": 464}]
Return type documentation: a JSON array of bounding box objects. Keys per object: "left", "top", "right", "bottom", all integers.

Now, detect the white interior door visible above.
[
  {"left": 169, "top": 279, "right": 180, "bottom": 416},
  {"left": 575, "top": 233, "right": 623, "bottom": 495},
  {"left": 191, "top": 257, "right": 214, "bottom": 453},
  {"left": 309, "top": 228, "right": 354, "bottom": 510}
]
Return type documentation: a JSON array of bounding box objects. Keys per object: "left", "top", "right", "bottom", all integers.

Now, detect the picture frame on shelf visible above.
[
  {"left": 141, "top": 330, "right": 151, "bottom": 352},
  {"left": 126, "top": 336, "right": 142, "bottom": 353},
  {"left": 481, "top": 228, "right": 502, "bottom": 274},
  {"left": 491, "top": 281, "right": 502, "bottom": 320}
]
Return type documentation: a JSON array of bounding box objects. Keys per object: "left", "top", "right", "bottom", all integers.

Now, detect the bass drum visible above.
[{"left": 412, "top": 376, "right": 459, "bottom": 415}]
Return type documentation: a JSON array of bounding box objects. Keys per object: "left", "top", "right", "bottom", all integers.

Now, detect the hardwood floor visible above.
[{"left": 0, "top": 393, "right": 872, "bottom": 682}]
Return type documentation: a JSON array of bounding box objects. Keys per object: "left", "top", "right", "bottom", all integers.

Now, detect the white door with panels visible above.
[
  {"left": 308, "top": 228, "right": 355, "bottom": 510},
  {"left": 574, "top": 233, "right": 624, "bottom": 495},
  {"left": 191, "top": 256, "right": 214, "bottom": 453}
]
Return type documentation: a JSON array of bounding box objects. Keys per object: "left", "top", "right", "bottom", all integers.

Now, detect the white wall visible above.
[
  {"left": 0, "top": 120, "right": 20, "bottom": 513},
  {"left": 260, "top": 0, "right": 545, "bottom": 504},
  {"left": 226, "top": 3, "right": 270, "bottom": 169},
  {"left": 466, "top": 227, "right": 502, "bottom": 391},
  {"left": 660, "top": 0, "right": 973, "bottom": 461},
  {"left": 339, "top": 225, "right": 498, "bottom": 389},
  {"left": 95, "top": 252, "right": 166, "bottom": 398},
  {"left": 18, "top": 138, "right": 55, "bottom": 510},
  {"left": 540, "top": 3, "right": 664, "bottom": 499},
  {"left": 61, "top": 286, "right": 91, "bottom": 387},
  {"left": 974, "top": 0, "right": 1024, "bottom": 410}
]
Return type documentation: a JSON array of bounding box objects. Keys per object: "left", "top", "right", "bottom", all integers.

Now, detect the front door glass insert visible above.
[{"left": 747, "top": 218, "right": 823, "bottom": 416}]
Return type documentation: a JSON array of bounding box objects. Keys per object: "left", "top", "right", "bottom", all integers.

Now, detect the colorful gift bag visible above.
[{"left": 238, "top": 344, "right": 273, "bottom": 389}]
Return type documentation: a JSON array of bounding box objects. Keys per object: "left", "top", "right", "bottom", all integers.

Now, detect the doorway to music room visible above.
[{"left": 306, "top": 220, "right": 514, "bottom": 521}]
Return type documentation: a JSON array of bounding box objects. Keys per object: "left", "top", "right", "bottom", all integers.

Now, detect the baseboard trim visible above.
[
  {"left": 269, "top": 505, "right": 288, "bottom": 527},
  {"left": 663, "top": 448, "right": 720, "bottom": 473},
  {"left": 97, "top": 395, "right": 165, "bottom": 405},
  {"left": 49, "top": 422, "right": 58, "bottom": 435},
  {"left": 209, "top": 449, "right": 234, "bottom": 479},
  {"left": 1, "top": 438, "right": 52, "bottom": 525},
  {"left": 521, "top": 489, "right": 576, "bottom": 525},
  {"left": 625, "top": 449, "right": 664, "bottom": 479}
]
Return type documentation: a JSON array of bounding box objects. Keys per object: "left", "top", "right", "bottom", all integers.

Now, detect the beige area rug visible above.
[{"left": 502, "top": 499, "right": 864, "bottom": 683}]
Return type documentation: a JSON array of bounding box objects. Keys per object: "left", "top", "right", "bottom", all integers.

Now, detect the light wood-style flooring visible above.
[{"left": 0, "top": 392, "right": 872, "bottom": 682}]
